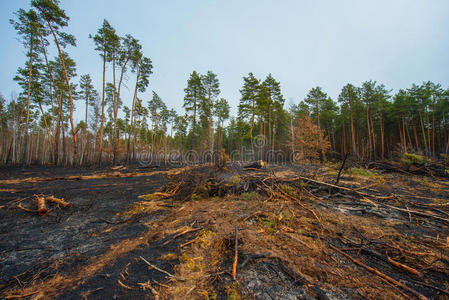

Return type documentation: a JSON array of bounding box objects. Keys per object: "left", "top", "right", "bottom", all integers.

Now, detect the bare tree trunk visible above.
[
  {"left": 418, "top": 111, "right": 427, "bottom": 154},
  {"left": 98, "top": 51, "right": 106, "bottom": 166},
  {"left": 366, "top": 104, "right": 372, "bottom": 160},
  {"left": 127, "top": 65, "right": 140, "bottom": 163},
  {"left": 47, "top": 20, "right": 78, "bottom": 165},
  {"left": 38, "top": 102, "right": 52, "bottom": 148},
  {"left": 349, "top": 101, "right": 356, "bottom": 156},
  {"left": 22, "top": 39, "right": 33, "bottom": 167},
  {"left": 380, "top": 115, "right": 384, "bottom": 158}
]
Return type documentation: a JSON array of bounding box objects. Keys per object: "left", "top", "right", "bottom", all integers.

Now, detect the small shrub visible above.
[
  {"left": 240, "top": 192, "right": 256, "bottom": 201},
  {"left": 402, "top": 153, "right": 429, "bottom": 164},
  {"left": 279, "top": 184, "right": 297, "bottom": 197},
  {"left": 257, "top": 216, "right": 278, "bottom": 235}
]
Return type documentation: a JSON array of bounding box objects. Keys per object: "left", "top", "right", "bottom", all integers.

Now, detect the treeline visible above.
[
  {"left": 1, "top": 0, "right": 448, "bottom": 166},
  {"left": 230, "top": 78, "right": 449, "bottom": 162}
]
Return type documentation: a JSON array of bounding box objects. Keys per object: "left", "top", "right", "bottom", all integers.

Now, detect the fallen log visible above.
[
  {"left": 35, "top": 195, "right": 48, "bottom": 216},
  {"left": 46, "top": 195, "right": 71, "bottom": 208},
  {"left": 243, "top": 160, "right": 265, "bottom": 170}
]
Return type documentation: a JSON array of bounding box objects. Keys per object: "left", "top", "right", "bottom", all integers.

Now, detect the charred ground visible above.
[{"left": 0, "top": 162, "right": 448, "bottom": 299}]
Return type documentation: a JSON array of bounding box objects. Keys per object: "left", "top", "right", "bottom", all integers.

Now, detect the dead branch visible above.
[
  {"left": 413, "top": 281, "right": 449, "bottom": 296},
  {"left": 117, "top": 279, "right": 134, "bottom": 290},
  {"left": 17, "top": 203, "right": 34, "bottom": 212},
  {"left": 161, "top": 227, "right": 202, "bottom": 246},
  {"left": 329, "top": 244, "right": 428, "bottom": 300},
  {"left": 232, "top": 225, "right": 238, "bottom": 281},
  {"left": 139, "top": 256, "right": 185, "bottom": 281},
  {"left": 387, "top": 257, "right": 423, "bottom": 278},
  {"left": 4, "top": 291, "right": 38, "bottom": 299},
  {"left": 180, "top": 237, "right": 198, "bottom": 247},
  {"left": 335, "top": 153, "right": 348, "bottom": 184},
  {"left": 46, "top": 195, "right": 71, "bottom": 208},
  {"left": 35, "top": 194, "right": 48, "bottom": 216},
  {"left": 240, "top": 252, "right": 271, "bottom": 268}
]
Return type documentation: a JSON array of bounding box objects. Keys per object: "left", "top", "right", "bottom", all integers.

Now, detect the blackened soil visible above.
[{"left": 0, "top": 166, "right": 187, "bottom": 299}]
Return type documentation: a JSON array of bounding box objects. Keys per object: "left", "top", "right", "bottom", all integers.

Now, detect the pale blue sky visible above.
[{"left": 1, "top": 0, "right": 448, "bottom": 122}]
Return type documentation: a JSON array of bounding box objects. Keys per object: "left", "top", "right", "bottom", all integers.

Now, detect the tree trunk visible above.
[
  {"left": 418, "top": 111, "right": 427, "bottom": 154},
  {"left": 38, "top": 102, "right": 52, "bottom": 148},
  {"left": 380, "top": 114, "right": 384, "bottom": 158},
  {"left": 47, "top": 20, "right": 78, "bottom": 166},
  {"left": 127, "top": 64, "right": 140, "bottom": 163},
  {"left": 98, "top": 51, "right": 106, "bottom": 166},
  {"left": 22, "top": 39, "right": 34, "bottom": 167},
  {"left": 366, "top": 104, "right": 372, "bottom": 160},
  {"left": 349, "top": 101, "right": 356, "bottom": 156},
  {"left": 40, "top": 35, "right": 57, "bottom": 158},
  {"left": 112, "top": 56, "right": 118, "bottom": 165}
]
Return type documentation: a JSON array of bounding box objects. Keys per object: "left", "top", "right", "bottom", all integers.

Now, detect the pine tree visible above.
[
  {"left": 183, "top": 71, "right": 205, "bottom": 150},
  {"left": 113, "top": 34, "right": 141, "bottom": 164},
  {"left": 338, "top": 84, "right": 360, "bottom": 156},
  {"left": 91, "top": 19, "right": 118, "bottom": 165},
  {"left": 127, "top": 56, "right": 152, "bottom": 162},
  {"left": 238, "top": 72, "right": 260, "bottom": 142},
  {"left": 10, "top": 8, "right": 42, "bottom": 166},
  {"left": 201, "top": 71, "right": 220, "bottom": 155},
  {"left": 79, "top": 74, "right": 98, "bottom": 164},
  {"left": 32, "top": 0, "right": 79, "bottom": 165}
]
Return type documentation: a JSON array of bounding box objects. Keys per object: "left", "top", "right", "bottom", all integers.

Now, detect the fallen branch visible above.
[
  {"left": 180, "top": 237, "right": 198, "bottom": 247},
  {"left": 46, "top": 195, "right": 71, "bottom": 208},
  {"left": 329, "top": 244, "right": 428, "bottom": 300},
  {"left": 140, "top": 256, "right": 185, "bottom": 281},
  {"left": 4, "top": 291, "right": 39, "bottom": 299},
  {"left": 240, "top": 252, "right": 271, "bottom": 268},
  {"left": 35, "top": 195, "right": 48, "bottom": 216},
  {"left": 232, "top": 225, "right": 238, "bottom": 281},
  {"left": 117, "top": 279, "right": 134, "bottom": 290},
  {"left": 413, "top": 280, "right": 449, "bottom": 296},
  {"left": 161, "top": 227, "right": 202, "bottom": 246},
  {"left": 387, "top": 257, "right": 423, "bottom": 278},
  {"left": 17, "top": 203, "right": 34, "bottom": 212}
]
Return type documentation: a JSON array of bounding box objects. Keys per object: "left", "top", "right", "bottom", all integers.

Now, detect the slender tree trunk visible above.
[
  {"left": 47, "top": 20, "right": 78, "bottom": 165},
  {"left": 38, "top": 102, "right": 52, "bottom": 148},
  {"left": 432, "top": 110, "right": 435, "bottom": 156},
  {"left": 98, "top": 51, "right": 106, "bottom": 166},
  {"left": 127, "top": 65, "right": 140, "bottom": 163},
  {"left": 268, "top": 104, "right": 272, "bottom": 149},
  {"left": 22, "top": 39, "right": 33, "bottom": 167},
  {"left": 112, "top": 57, "right": 118, "bottom": 165},
  {"left": 370, "top": 115, "right": 376, "bottom": 160},
  {"left": 412, "top": 119, "right": 419, "bottom": 150},
  {"left": 418, "top": 111, "right": 427, "bottom": 154},
  {"left": 366, "top": 104, "right": 372, "bottom": 160},
  {"left": 401, "top": 115, "right": 407, "bottom": 151},
  {"left": 190, "top": 96, "right": 197, "bottom": 150},
  {"left": 40, "top": 35, "right": 57, "bottom": 156},
  {"left": 113, "top": 59, "right": 128, "bottom": 165},
  {"left": 349, "top": 101, "right": 356, "bottom": 156},
  {"left": 55, "top": 91, "right": 61, "bottom": 165},
  {"left": 380, "top": 115, "right": 384, "bottom": 158}
]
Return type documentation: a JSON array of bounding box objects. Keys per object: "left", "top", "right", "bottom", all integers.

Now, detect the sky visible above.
[{"left": 1, "top": 0, "right": 449, "bottom": 123}]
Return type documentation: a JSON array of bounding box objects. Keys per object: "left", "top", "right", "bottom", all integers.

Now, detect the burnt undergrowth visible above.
[{"left": 0, "top": 163, "right": 448, "bottom": 299}]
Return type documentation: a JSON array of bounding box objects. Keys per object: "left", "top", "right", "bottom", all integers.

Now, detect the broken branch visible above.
[
  {"left": 139, "top": 256, "right": 185, "bottom": 281},
  {"left": 329, "top": 244, "right": 428, "bottom": 300}
]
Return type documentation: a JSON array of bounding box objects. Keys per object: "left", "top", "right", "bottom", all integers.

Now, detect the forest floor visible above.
[{"left": 0, "top": 162, "right": 448, "bottom": 299}]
